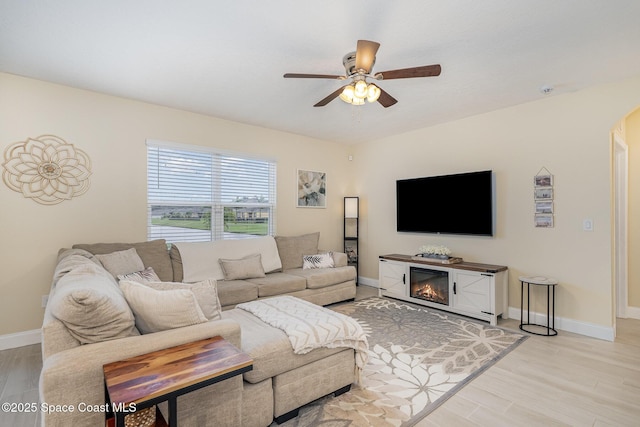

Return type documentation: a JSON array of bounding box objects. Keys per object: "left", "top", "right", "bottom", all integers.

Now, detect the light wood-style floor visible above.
[{"left": 1, "top": 285, "right": 639, "bottom": 427}]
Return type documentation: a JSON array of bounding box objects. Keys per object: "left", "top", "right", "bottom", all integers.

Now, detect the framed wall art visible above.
[
  {"left": 534, "top": 187, "right": 553, "bottom": 200},
  {"left": 297, "top": 169, "right": 326, "bottom": 208},
  {"left": 534, "top": 167, "right": 554, "bottom": 228},
  {"left": 534, "top": 214, "right": 554, "bottom": 228},
  {"left": 2, "top": 134, "right": 92, "bottom": 205}
]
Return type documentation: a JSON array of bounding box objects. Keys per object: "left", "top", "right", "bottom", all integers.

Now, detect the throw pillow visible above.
[
  {"left": 117, "top": 266, "right": 161, "bottom": 283},
  {"left": 303, "top": 252, "right": 335, "bottom": 269},
  {"left": 219, "top": 253, "right": 266, "bottom": 280},
  {"left": 72, "top": 240, "right": 174, "bottom": 282},
  {"left": 49, "top": 263, "right": 137, "bottom": 344},
  {"left": 119, "top": 280, "right": 208, "bottom": 334},
  {"left": 96, "top": 248, "right": 145, "bottom": 278},
  {"left": 274, "top": 232, "right": 320, "bottom": 270},
  {"left": 143, "top": 279, "right": 222, "bottom": 320}
]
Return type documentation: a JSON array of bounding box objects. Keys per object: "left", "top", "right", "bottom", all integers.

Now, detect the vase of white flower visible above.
[{"left": 417, "top": 245, "right": 451, "bottom": 259}]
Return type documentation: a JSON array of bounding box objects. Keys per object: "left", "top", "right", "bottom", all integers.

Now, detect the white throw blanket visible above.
[{"left": 237, "top": 296, "right": 369, "bottom": 383}]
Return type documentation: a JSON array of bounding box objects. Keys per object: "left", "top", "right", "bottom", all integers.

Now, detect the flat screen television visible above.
[{"left": 396, "top": 170, "right": 494, "bottom": 236}]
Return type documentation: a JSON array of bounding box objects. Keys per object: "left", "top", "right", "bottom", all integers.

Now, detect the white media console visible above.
[{"left": 378, "top": 254, "right": 508, "bottom": 325}]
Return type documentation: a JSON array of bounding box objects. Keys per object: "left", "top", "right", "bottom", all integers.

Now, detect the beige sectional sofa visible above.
[{"left": 39, "top": 233, "right": 358, "bottom": 426}]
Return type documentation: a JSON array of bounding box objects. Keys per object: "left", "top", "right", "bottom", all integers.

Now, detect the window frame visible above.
[{"left": 146, "top": 140, "right": 277, "bottom": 243}]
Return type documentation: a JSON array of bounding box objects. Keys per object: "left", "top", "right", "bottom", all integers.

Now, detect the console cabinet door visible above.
[
  {"left": 452, "top": 271, "right": 494, "bottom": 316},
  {"left": 379, "top": 260, "right": 408, "bottom": 298}
]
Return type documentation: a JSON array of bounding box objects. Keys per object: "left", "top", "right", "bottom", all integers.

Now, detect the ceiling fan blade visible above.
[
  {"left": 376, "top": 64, "right": 441, "bottom": 80},
  {"left": 377, "top": 87, "right": 398, "bottom": 108},
  {"left": 284, "top": 73, "right": 344, "bottom": 79},
  {"left": 355, "top": 40, "right": 380, "bottom": 74},
  {"left": 313, "top": 85, "right": 348, "bottom": 107}
]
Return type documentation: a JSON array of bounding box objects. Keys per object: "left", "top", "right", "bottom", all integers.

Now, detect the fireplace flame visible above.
[{"left": 414, "top": 283, "right": 448, "bottom": 304}]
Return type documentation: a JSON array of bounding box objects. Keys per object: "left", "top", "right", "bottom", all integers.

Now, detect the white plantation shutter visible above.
[{"left": 147, "top": 141, "right": 276, "bottom": 243}]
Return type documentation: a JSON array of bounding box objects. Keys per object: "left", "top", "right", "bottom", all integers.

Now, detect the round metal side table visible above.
[{"left": 519, "top": 275, "right": 558, "bottom": 336}]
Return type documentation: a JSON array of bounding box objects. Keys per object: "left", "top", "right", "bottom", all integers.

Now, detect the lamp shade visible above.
[
  {"left": 354, "top": 80, "right": 368, "bottom": 98},
  {"left": 344, "top": 197, "right": 359, "bottom": 218},
  {"left": 339, "top": 85, "right": 355, "bottom": 103},
  {"left": 367, "top": 83, "right": 381, "bottom": 103}
]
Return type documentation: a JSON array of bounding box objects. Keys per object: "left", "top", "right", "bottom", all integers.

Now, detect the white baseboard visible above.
[
  {"left": 357, "top": 276, "right": 379, "bottom": 288},
  {"left": 0, "top": 329, "right": 41, "bottom": 351},
  {"left": 625, "top": 306, "right": 640, "bottom": 320},
  {"left": 508, "top": 307, "right": 614, "bottom": 341}
]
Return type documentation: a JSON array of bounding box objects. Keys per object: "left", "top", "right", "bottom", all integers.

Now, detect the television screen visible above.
[{"left": 396, "top": 170, "right": 494, "bottom": 236}]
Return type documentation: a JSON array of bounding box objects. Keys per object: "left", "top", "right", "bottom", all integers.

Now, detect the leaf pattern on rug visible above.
[{"left": 274, "top": 297, "right": 526, "bottom": 427}]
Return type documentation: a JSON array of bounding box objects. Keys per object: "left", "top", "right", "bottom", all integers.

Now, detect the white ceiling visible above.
[{"left": 1, "top": 1, "right": 640, "bottom": 144}]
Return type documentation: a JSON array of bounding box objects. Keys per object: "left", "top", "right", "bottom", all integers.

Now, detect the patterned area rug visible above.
[{"left": 277, "top": 297, "right": 527, "bottom": 427}]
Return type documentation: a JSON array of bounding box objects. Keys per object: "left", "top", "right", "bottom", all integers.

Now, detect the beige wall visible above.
[
  {"left": 626, "top": 108, "right": 640, "bottom": 308},
  {"left": 352, "top": 75, "right": 640, "bottom": 329},
  {"left": 2, "top": 70, "right": 639, "bottom": 337},
  {"left": 0, "top": 73, "right": 354, "bottom": 335}
]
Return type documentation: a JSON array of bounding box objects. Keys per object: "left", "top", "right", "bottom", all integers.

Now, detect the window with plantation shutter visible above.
[{"left": 146, "top": 141, "right": 276, "bottom": 243}]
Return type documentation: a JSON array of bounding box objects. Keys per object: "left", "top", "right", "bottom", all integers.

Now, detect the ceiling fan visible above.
[{"left": 283, "top": 40, "right": 441, "bottom": 108}]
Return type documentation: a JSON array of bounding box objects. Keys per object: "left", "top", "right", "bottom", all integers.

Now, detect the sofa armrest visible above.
[
  {"left": 40, "top": 319, "right": 241, "bottom": 427},
  {"left": 318, "top": 250, "right": 348, "bottom": 267},
  {"left": 331, "top": 251, "right": 348, "bottom": 267}
]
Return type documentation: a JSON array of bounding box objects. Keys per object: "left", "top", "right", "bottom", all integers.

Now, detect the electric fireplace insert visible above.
[{"left": 410, "top": 266, "right": 449, "bottom": 305}]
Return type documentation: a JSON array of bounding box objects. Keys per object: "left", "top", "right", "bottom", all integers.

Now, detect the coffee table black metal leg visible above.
[{"left": 169, "top": 397, "right": 178, "bottom": 426}]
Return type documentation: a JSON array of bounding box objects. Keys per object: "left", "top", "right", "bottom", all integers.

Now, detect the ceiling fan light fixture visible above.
[
  {"left": 366, "top": 83, "right": 381, "bottom": 103},
  {"left": 284, "top": 39, "right": 442, "bottom": 108},
  {"left": 354, "top": 80, "right": 368, "bottom": 98},
  {"left": 339, "top": 84, "right": 355, "bottom": 103}
]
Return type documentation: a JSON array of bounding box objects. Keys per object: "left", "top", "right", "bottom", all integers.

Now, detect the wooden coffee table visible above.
[{"left": 103, "top": 336, "right": 253, "bottom": 427}]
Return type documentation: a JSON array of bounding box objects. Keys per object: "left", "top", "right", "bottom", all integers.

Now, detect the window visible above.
[{"left": 147, "top": 141, "right": 276, "bottom": 243}]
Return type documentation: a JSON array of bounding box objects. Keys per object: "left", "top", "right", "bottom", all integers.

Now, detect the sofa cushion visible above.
[
  {"left": 222, "top": 308, "right": 346, "bottom": 383},
  {"left": 246, "top": 273, "right": 307, "bottom": 297},
  {"left": 119, "top": 280, "right": 208, "bottom": 334},
  {"left": 143, "top": 279, "right": 222, "bottom": 320},
  {"left": 174, "top": 236, "right": 282, "bottom": 283},
  {"left": 217, "top": 280, "right": 259, "bottom": 307},
  {"left": 286, "top": 266, "right": 356, "bottom": 289},
  {"left": 117, "top": 266, "right": 161, "bottom": 283},
  {"left": 72, "top": 240, "right": 173, "bottom": 282},
  {"left": 219, "top": 254, "right": 266, "bottom": 280},
  {"left": 302, "top": 252, "right": 334, "bottom": 269},
  {"left": 96, "top": 248, "right": 145, "bottom": 278},
  {"left": 274, "top": 232, "right": 319, "bottom": 270},
  {"left": 49, "top": 263, "right": 137, "bottom": 344}
]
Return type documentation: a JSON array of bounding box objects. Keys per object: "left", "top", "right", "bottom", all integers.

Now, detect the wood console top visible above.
[
  {"left": 379, "top": 254, "right": 507, "bottom": 273},
  {"left": 103, "top": 336, "right": 253, "bottom": 407}
]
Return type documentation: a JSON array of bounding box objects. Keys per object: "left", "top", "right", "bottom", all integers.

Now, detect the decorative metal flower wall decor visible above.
[{"left": 2, "top": 135, "right": 92, "bottom": 205}]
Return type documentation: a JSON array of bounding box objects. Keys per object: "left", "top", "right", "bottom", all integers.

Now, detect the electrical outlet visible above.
[
  {"left": 41, "top": 294, "right": 49, "bottom": 308},
  {"left": 583, "top": 219, "right": 594, "bottom": 231}
]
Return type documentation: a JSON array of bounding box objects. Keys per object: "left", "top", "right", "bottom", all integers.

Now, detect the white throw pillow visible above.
[
  {"left": 143, "top": 279, "right": 222, "bottom": 320},
  {"left": 96, "top": 248, "right": 145, "bottom": 278},
  {"left": 119, "top": 280, "right": 207, "bottom": 334},
  {"left": 302, "top": 252, "right": 335, "bottom": 269}
]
